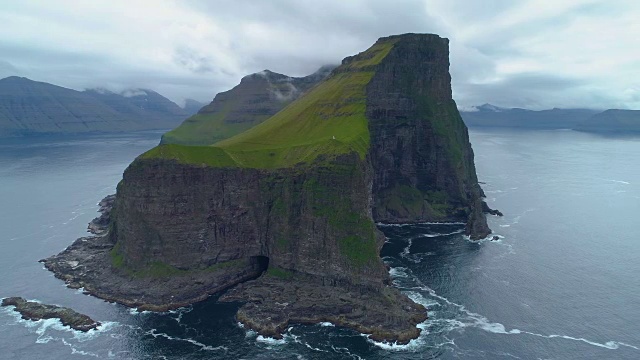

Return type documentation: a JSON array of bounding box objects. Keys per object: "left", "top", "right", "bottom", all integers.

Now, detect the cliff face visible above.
[
  {"left": 161, "top": 66, "right": 335, "bottom": 145},
  {"left": 114, "top": 153, "right": 386, "bottom": 287},
  {"left": 365, "top": 35, "right": 488, "bottom": 236},
  {"left": 44, "top": 33, "right": 489, "bottom": 344}
]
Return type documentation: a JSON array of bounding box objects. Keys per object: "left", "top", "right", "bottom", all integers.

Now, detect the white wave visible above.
[
  {"left": 405, "top": 291, "right": 439, "bottom": 308},
  {"left": 146, "top": 328, "right": 227, "bottom": 351},
  {"left": 605, "top": 179, "right": 630, "bottom": 185},
  {"left": 415, "top": 230, "right": 465, "bottom": 238},
  {"left": 401, "top": 282, "right": 639, "bottom": 353},
  {"left": 319, "top": 322, "right": 335, "bottom": 327},
  {"left": 389, "top": 267, "right": 410, "bottom": 279},
  {"left": 256, "top": 335, "right": 286, "bottom": 345},
  {"left": 128, "top": 308, "right": 151, "bottom": 315},
  {"left": 60, "top": 338, "right": 100, "bottom": 358},
  {"left": 518, "top": 332, "right": 639, "bottom": 350},
  {"left": 62, "top": 211, "right": 85, "bottom": 225},
  {"left": 364, "top": 321, "right": 436, "bottom": 352},
  {"left": 330, "top": 345, "right": 365, "bottom": 360},
  {"left": 72, "top": 321, "right": 119, "bottom": 342},
  {"left": 464, "top": 234, "right": 505, "bottom": 244},
  {"left": 376, "top": 221, "right": 465, "bottom": 227},
  {"left": 169, "top": 306, "right": 193, "bottom": 323},
  {"left": 301, "top": 340, "right": 330, "bottom": 353},
  {"left": 400, "top": 238, "right": 413, "bottom": 259}
]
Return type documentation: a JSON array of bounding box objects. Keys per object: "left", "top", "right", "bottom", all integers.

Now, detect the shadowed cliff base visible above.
[{"left": 43, "top": 33, "right": 490, "bottom": 344}]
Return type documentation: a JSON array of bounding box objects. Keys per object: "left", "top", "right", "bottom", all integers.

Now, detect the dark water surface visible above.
[{"left": 0, "top": 129, "right": 638, "bottom": 359}]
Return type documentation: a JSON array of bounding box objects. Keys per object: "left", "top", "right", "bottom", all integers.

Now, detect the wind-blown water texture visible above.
[{"left": 0, "top": 129, "right": 639, "bottom": 359}]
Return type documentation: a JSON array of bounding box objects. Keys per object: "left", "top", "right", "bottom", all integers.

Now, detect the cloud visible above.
[
  {"left": 0, "top": 60, "right": 19, "bottom": 79},
  {"left": 173, "top": 47, "right": 216, "bottom": 74},
  {"left": 121, "top": 89, "right": 148, "bottom": 98},
  {"left": 456, "top": 72, "right": 588, "bottom": 109},
  {"left": 0, "top": 0, "right": 638, "bottom": 110}
]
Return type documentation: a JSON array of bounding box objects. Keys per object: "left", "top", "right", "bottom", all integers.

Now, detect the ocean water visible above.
[{"left": 0, "top": 129, "right": 638, "bottom": 359}]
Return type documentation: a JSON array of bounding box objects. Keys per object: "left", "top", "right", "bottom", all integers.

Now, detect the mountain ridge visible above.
[
  {"left": 574, "top": 109, "right": 640, "bottom": 134},
  {"left": 460, "top": 103, "right": 600, "bottom": 129},
  {"left": 0, "top": 76, "right": 189, "bottom": 137},
  {"left": 160, "top": 65, "right": 337, "bottom": 146}
]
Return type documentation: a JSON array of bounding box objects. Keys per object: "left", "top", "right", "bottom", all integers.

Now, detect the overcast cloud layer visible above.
[{"left": 1, "top": 0, "right": 638, "bottom": 109}]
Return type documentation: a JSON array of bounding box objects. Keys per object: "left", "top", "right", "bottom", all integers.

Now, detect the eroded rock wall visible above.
[
  {"left": 113, "top": 153, "right": 387, "bottom": 289},
  {"left": 366, "top": 34, "right": 490, "bottom": 238}
]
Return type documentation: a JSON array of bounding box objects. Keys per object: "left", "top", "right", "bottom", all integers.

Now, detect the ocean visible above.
[{"left": 0, "top": 129, "right": 638, "bottom": 359}]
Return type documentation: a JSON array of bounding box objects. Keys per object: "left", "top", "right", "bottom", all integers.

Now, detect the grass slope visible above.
[
  {"left": 161, "top": 112, "right": 271, "bottom": 146},
  {"left": 142, "top": 39, "right": 397, "bottom": 168}
]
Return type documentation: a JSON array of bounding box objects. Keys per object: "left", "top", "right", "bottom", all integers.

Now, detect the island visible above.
[
  {"left": 42, "top": 33, "right": 493, "bottom": 344},
  {"left": 1, "top": 297, "right": 100, "bottom": 332}
]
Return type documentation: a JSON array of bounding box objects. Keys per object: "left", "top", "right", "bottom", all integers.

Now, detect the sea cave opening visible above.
[{"left": 250, "top": 255, "right": 270, "bottom": 274}]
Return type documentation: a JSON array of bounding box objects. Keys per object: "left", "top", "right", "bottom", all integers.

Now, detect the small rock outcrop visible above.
[
  {"left": 1, "top": 297, "right": 100, "bottom": 332},
  {"left": 87, "top": 194, "right": 115, "bottom": 235}
]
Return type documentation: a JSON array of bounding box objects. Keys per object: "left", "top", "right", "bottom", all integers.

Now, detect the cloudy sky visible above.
[{"left": 1, "top": 0, "right": 638, "bottom": 109}]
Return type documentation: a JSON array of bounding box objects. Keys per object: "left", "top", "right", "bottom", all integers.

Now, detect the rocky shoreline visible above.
[
  {"left": 86, "top": 194, "right": 114, "bottom": 235},
  {"left": 42, "top": 195, "right": 427, "bottom": 343},
  {"left": 220, "top": 275, "right": 427, "bottom": 344},
  {"left": 1, "top": 297, "right": 100, "bottom": 332},
  {"left": 41, "top": 211, "right": 264, "bottom": 312},
  {"left": 43, "top": 190, "right": 498, "bottom": 343}
]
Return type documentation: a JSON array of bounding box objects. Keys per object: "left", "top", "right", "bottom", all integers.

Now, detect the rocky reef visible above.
[
  {"left": 44, "top": 33, "right": 491, "bottom": 344},
  {"left": 1, "top": 297, "right": 100, "bottom": 332}
]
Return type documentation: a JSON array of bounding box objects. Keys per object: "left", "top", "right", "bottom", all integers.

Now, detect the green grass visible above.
[
  {"left": 140, "top": 144, "right": 238, "bottom": 167},
  {"left": 144, "top": 39, "right": 398, "bottom": 169},
  {"left": 162, "top": 113, "right": 270, "bottom": 146},
  {"left": 162, "top": 76, "right": 306, "bottom": 146}
]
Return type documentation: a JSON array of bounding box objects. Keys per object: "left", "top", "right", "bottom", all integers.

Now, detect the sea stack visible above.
[{"left": 43, "top": 33, "right": 490, "bottom": 344}]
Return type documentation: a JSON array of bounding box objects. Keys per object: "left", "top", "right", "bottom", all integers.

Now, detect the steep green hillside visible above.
[
  {"left": 161, "top": 66, "right": 335, "bottom": 146},
  {"left": 144, "top": 41, "right": 396, "bottom": 168}
]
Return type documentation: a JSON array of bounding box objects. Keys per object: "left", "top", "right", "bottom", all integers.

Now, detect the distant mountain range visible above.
[
  {"left": 0, "top": 76, "right": 192, "bottom": 137},
  {"left": 2, "top": 75, "right": 637, "bottom": 138},
  {"left": 182, "top": 99, "right": 206, "bottom": 116},
  {"left": 460, "top": 104, "right": 640, "bottom": 134},
  {"left": 574, "top": 109, "right": 640, "bottom": 134}
]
